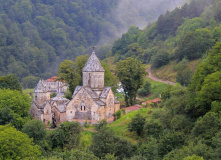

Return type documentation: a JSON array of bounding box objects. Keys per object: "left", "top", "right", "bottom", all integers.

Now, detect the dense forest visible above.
[
  {"left": 1, "top": 0, "right": 221, "bottom": 160},
  {"left": 0, "top": 0, "right": 186, "bottom": 84},
  {"left": 109, "top": 0, "right": 220, "bottom": 85}
]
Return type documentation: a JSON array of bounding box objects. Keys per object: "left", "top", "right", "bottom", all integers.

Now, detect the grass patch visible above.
[
  {"left": 152, "top": 59, "right": 202, "bottom": 82},
  {"left": 144, "top": 77, "right": 170, "bottom": 101},
  {"left": 137, "top": 77, "right": 169, "bottom": 102},
  {"left": 109, "top": 108, "right": 150, "bottom": 143},
  {"left": 80, "top": 130, "right": 94, "bottom": 149},
  {"left": 23, "top": 88, "right": 34, "bottom": 99}
]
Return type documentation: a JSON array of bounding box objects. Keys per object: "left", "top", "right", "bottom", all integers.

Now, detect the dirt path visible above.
[{"left": 146, "top": 67, "right": 176, "bottom": 85}]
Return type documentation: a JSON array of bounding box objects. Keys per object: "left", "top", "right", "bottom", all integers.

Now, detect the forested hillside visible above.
[
  {"left": 110, "top": 0, "right": 219, "bottom": 84},
  {"left": 0, "top": 0, "right": 187, "bottom": 83}
]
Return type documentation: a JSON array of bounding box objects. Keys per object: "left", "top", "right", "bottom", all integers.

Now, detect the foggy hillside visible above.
[
  {"left": 113, "top": 0, "right": 187, "bottom": 33},
  {"left": 0, "top": 0, "right": 188, "bottom": 81}
]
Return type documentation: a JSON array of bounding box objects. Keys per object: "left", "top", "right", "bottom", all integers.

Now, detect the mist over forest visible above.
[
  {"left": 112, "top": 0, "right": 187, "bottom": 33},
  {"left": 0, "top": 0, "right": 188, "bottom": 82}
]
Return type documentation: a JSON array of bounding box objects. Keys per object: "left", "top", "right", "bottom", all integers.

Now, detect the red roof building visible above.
[
  {"left": 142, "top": 98, "right": 162, "bottom": 107},
  {"left": 125, "top": 105, "right": 142, "bottom": 113}
]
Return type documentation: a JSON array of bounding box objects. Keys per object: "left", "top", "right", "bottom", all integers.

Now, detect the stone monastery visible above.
[{"left": 30, "top": 51, "right": 120, "bottom": 125}]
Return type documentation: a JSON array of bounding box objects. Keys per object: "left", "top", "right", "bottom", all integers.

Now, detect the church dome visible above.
[{"left": 82, "top": 52, "right": 105, "bottom": 72}]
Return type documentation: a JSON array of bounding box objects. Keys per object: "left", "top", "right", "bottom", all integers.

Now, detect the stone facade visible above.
[{"left": 30, "top": 51, "right": 120, "bottom": 125}]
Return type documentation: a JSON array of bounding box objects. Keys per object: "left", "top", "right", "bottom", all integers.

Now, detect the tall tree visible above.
[
  {"left": 116, "top": 58, "right": 147, "bottom": 106},
  {"left": 0, "top": 125, "right": 41, "bottom": 159}
]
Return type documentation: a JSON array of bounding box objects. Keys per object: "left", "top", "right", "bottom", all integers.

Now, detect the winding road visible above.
[{"left": 146, "top": 67, "right": 176, "bottom": 85}]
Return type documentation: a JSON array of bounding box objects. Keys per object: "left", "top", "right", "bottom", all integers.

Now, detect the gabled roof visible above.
[
  {"left": 100, "top": 87, "right": 111, "bottom": 99},
  {"left": 51, "top": 96, "right": 69, "bottom": 102},
  {"left": 84, "top": 86, "right": 99, "bottom": 99},
  {"left": 34, "top": 80, "right": 49, "bottom": 93},
  {"left": 72, "top": 86, "right": 83, "bottom": 98},
  {"left": 94, "top": 100, "right": 106, "bottom": 106},
  {"left": 54, "top": 103, "right": 66, "bottom": 113},
  {"left": 82, "top": 52, "right": 105, "bottom": 72}
]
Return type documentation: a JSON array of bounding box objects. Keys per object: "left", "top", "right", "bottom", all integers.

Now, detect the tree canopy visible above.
[
  {"left": 0, "top": 125, "right": 41, "bottom": 159},
  {"left": 116, "top": 58, "right": 147, "bottom": 106}
]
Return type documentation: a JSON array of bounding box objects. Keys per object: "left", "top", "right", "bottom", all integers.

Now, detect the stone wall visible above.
[{"left": 83, "top": 72, "right": 104, "bottom": 89}]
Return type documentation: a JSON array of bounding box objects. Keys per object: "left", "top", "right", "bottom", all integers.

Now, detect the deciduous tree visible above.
[{"left": 116, "top": 58, "right": 147, "bottom": 106}]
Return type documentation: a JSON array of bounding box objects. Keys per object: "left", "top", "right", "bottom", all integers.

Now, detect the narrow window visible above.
[{"left": 84, "top": 106, "right": 86, "bottom": 111}]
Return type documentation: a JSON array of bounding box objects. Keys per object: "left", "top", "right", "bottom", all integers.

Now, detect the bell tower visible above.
[{"left": 82, "top": 51, "right": 105, "bottom": 91}]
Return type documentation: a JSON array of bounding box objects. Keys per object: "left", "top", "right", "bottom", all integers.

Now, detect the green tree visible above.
[
  {"left": 152, "top": 52, "right": 170, "bottom": 69},
  {"left": 22, "top": 119, "right": 46, "bottom": 143},
  {"left": 0, "top": 88, "right": 31, "bottom": 129},
  {"left": 116, "top": 58, "right": 147, "bottom": 106},
  {"left": 0, "top": 74, "right": 22, "bottom": 92},
  {"left": 187, "top": 42, "right": 221, "bottom": 117},
  {"left": 175, "top": 29, "right": 214, "bottom": 60},
  {"left": 138, "top": 81, "right": 151, "bottom": 96},
  {"left": 183, "top": 155, "right": 204, "bottom": 160},
  {"left": 0, "top": 125, "right": 41, "bottom": 159},
  {"left": 191, "top": 112, "right": 221, "bottom": 145},
  {"left": 128, "top": 114, "right": 145, "bottom": 136},
  {"left": 21, "top": 76, "right": 40, "bottom": 89},
  {"left": 91, "top": 121, "right": 136, "bottom": 159},
  {"left": 176, "top": 67, "right": 193, "bottom": 86},
  {"left": 57, "top": 60, "right": 80, "bottom": 94}
]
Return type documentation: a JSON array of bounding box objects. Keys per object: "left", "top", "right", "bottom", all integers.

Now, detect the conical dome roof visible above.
[
  {"left": 82, "top": 52, "right": 105, "bottom": 72},
  {"left": 34, "top": 80, "right": 49, "bottom": 93}
]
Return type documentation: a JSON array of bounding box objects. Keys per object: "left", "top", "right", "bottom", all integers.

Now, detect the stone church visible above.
[{"left": 30, "top": 51, "right": 120, "bottom": 125}]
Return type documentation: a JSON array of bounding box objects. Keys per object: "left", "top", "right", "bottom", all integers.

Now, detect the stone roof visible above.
[
  {"left": 32, "top": 101, "right": 41, "bottom": 109},
  {"left": 84, "top": 86, "right": 99, "bottom": 99},
  {"left": 54, "top": 103, "right": 66, "bottom": 113},
  {"left": 34, "top": 80, "right": 49, "bottom": 93},
  {"left": 72, "top": 86, "right": 82, "bottom": 98},
  {"left": 82, "top": 52, "right": 105, "bottom": 72},
  {"left": 51, "top": 96, "right": 69, "bottom": 102},
  {"left": 100, "top": 87, "right": 111, "bottom": 99},
  {"left": 94, "top": 100, "right": 106, "bottom": 106}
]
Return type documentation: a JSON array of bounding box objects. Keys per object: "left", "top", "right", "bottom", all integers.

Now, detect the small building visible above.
[
  {"left": 125, "top": 105, "right": 142, "bottom": 113},
  {"left": 44, "top": 76, "right": 68, "bottom": 95},
  {"left": 142, "top": 98, "right": 162, "bottom": 107},
  {"left": 30, "top": 51, "right": 120, "bottom": 125}
]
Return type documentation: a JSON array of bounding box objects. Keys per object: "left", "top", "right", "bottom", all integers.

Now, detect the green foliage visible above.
[
  {"left": 101, "top": 61, "right": 119, "bottom": 92},
  {"left": 0, "top": 88, "right": 31, "bottom": 129},
  {"left": 115, "top": 110, "right": 121, "bottom": 120},
  {"left": 138, "top": 81, "right": 151, "bottom": 96},
  {"left": 163, "top": 141, "right": 215, "bottom": 160},
  {"left": 116, "top": 58, "right": 147, "bottom": 106},
  {"left": 210, "top": 101, "right": 221, "bottom": 113},
  {"left": 42, "top": 149, "right": 98, "bottom": 160},
  {"left": 50, "top": 92, "right": 57, "bottom": 98},
  {"left": 0, "top": 125, "right": 41, "bottom": 159},
  {"left": 0, "top": 74, "right": 22, "bottom": 92},
  {"left": 152, "top": 52, "right": 170, "bottom": 69},
  {"left": 90, "top": 122, "right": 136, "bottom": 159},
  {"left": 183, "top": 155, "right": 204, "bottom": 160},
  {"left": 176, "top": 67, "right": 193, "bottom": 86},
  {"left": 128, "top": 114, "right": 145, "bottom": 136},
  {"left": 21, "top": 76, "right": 40, "bottom": 89},
  {"left": 57, "top": 59, "right": 80, "bottom": 94},
  {"left": 144, "top": 119, "right": 164, "bottom": 138},
  {"left": 191, "top": 112, "right": 221, "bottom": 145},
  {"left": 187, "top": 42, "right": 221, "bottom": 117},
  {"left": 51, "top": 121, "right": 82, "bottom": 149},
  {"left": 175, "top": 29, "right": 214, "bottom": 60},
  {"left": 22, "top": 119, "right": 47, "bottom": 143}
]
